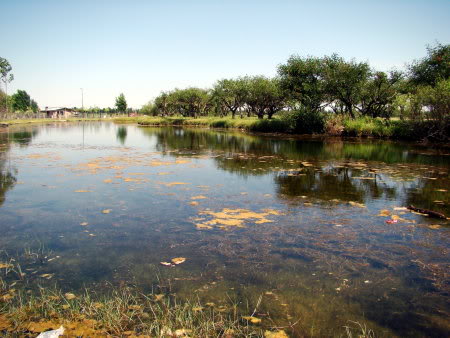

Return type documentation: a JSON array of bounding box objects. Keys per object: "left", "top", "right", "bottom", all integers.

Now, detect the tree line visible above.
[{"left": 141, "top": 42, "right": 448, "bottom": 132}]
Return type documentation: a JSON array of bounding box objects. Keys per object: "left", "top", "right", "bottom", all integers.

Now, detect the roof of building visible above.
[{"left": 40, "top": 107, "right": 74, "bottom": 112}]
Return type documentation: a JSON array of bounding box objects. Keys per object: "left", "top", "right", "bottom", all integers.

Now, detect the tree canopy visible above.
[{"left": 115, "top": 93, "right": 127, "bottom": 112}]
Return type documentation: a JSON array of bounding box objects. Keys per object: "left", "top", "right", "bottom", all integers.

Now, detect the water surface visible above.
[{"left": 0, "top": 122, "right": 449, "bottom": 337}]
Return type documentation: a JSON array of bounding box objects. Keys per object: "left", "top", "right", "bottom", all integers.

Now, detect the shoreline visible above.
[{"left": 1, "top": 116, "right": 449, "bottom": 149}]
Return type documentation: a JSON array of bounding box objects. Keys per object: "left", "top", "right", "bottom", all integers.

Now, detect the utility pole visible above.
[{"left": 80, "top": 88, "right": 84, "bottom": 118}]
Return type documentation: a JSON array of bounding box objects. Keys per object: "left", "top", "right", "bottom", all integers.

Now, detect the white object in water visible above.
[{"left": 36, "top": 326, "right": 64, "bottom": 338}]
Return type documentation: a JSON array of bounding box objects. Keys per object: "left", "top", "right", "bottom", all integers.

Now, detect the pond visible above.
[{"left": 0, "top": 122, "right": 449, "bottom": 336}]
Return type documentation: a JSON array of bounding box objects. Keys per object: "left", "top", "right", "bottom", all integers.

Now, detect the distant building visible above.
[{"left": 41, "top": 107, "right": 75, "bottom": 119}]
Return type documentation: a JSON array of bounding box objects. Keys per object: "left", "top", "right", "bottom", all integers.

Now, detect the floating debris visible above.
[{"left": 242, "top": 316, "right": 261, "bottom": 324}]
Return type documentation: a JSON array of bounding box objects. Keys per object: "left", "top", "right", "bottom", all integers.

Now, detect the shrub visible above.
[
  {"left": 324, "top": 114, "right": 345, "bottom": 135},
  {"left": 280, "top": 108, "right": 324, "bottom": 134}
]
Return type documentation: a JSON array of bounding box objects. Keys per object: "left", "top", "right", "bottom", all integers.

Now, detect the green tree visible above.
[
  {"left": 278, "top": 55, "right": 327, "bottom": 113},
  {"left": 11, "top": 90, "right": 31, "bottom": 112},
  {"left": 359, "top": 71, "right": 403, "bottom": 118},
  {"left": 322, "top": 54, "right": 371, "bottom": 118},
  {"left": 30, "top": 99, "right": 39, "bottom": 114},
  {"left": 140, "top": 101, "right": 157, "bottom": 116},
  {"left": 0, "top": 57, "right": 14, "bottom": 114},
  {"left": 409, "top": 42, "right": 450, "bottom": 87},
  {"left": 212, "top": 78, "right": 247, "bottom": 118},
  {"left": 115, "top": 93, "right": 127, "bottom": 113},
  {"left": 244, "top": 76, "right": 285, "bottom": 119}
]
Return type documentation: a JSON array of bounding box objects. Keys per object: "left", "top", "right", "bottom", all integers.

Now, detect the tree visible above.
[
  {"left": 409, "top": 42, "right": 450, "bottom": 87},
  {"left": 0, "top": 57, "right": 14, "bottom": 114},
  {"left": 322, "top": 54, "right": 371, "bottom": 118},
  {"left": 358, "top": 70, "right": 403, "bottom": 118},
  {"left": 115, "top": 93, "right": 127, "bottom": 113},
  {"left": 30, "top": 99, "right": 39, "bottom": 114},
  {"left": 168, "top": 87, "right": 210, "bottom": 117},
  {"left": 278, "top": 55, "right": 327, "bottom": 113},
  {"left": 154, "top": 92, "right": 170, "bottom": 116},
  {"left": 140, "top": 101, "right": 157, "bottom": 116},
  {"left": 244, "top": 76, "right": 285, "bottom": 119},
  {"left": 212, "top": 78, "right": 247, "bottom": 118},
  {"left": 11, "top": 90, "right": 31, "bottom": 112}
]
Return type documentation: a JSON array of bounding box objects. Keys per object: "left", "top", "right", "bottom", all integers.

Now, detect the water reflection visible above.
[{"left": 116, "top": 126, "right": 127, "bottom": 145}]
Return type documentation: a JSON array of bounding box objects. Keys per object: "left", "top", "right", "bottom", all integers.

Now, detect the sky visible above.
[{"left": 1, "top": 0, "right": 449, "bottom": 109}]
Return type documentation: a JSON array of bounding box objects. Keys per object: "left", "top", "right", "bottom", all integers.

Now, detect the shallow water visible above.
[{"left": 0, "top": 122, "right": 449, "bottom": 336}]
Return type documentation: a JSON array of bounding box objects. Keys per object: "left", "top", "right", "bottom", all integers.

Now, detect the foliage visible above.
[
  {"left": 212, "top": 78, "right": 247, "bottom": 118},
  {"left": 358, "top": 71, "right": 403, "bottom": 118},
  {"left": 0, "top": 57, "right": 14, "bottom": 89},
  {"left": 115, "top": 93, "right": 127, "bottom": 113},
  {"left": 11, "top": 90, "right": 31, "bottom": 112},
  {"left": 140, "top": 101, "right": 158, "bottom": 116},
  {"left": 280, "top": 108, "right": 325, "bottom": 134},
  {"left": 409, "top": 42, "right": 450, "bottom": 87},
  {"left": 243, "top": 76, "right": 285, "bottom": 119},
  {"left": 278, "top": 55, "right": 326, "bottom": 113},
  {"left": 30, "top": 99, "right": 39, "bottom": 113},
  {"left": 0, "top": 57, "right": 13, "bottom": 114},
  {"left": 324, "top": 114, "right": 345, "bottom": 136},
  {"left": 0, "top": 89, "right": 7, "bottom": 112},
  {"left": 322, "top": 54, "right": 371, "bottom": 118}
]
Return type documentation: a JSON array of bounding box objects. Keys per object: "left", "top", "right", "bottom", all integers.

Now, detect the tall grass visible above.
[{"left": 0, "top": 286, "right": 264, "bottom": 337}]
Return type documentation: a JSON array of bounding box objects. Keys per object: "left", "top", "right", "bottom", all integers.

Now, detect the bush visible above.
[
  {"left": 324, "top": 114, "right": 345, "bottom": 135},
  {"left": 280, "top": 108, "right": 324, "bottom": 134}
]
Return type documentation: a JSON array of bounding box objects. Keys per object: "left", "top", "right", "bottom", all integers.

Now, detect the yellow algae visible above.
[
  {"left": 164, "top": 182, "right": 190, "bottom": 187},
  {"left": 102, "top": 209, "right": 112, "bottom": 214},
  {"left": 123, "top": 177, "right": 140, "bottom": 182},
  {"left": 189, "top": 201, "right": 199, "bottom": 206},
  {"left": 191, "top": 195, "right": 207, "bottom": 200},
  {"left": 210, "top": 218, "right": 244, "bottom": 227},
  {"left": 196, "top": 223, "right": 213, "bottom": 230},
  {"left": 378, "top": 209, "right": 391, "bottom": 217},
  {"left": 428, "top": 224, "right": 441, "bottom": 229},
  {"left": 349, "top": 201, "right": 366, "bottom": 208},
  {"left": 0, "top": 263, "right": 12, "bottom": 269},
  {"left": 242, "top": 316, "right": 261, "bottom": 324},
  {"left": 103, "top": 179, "right": 113, "bottom": 183},
  {"left": 255, "top": 219, "right": 273, "bottom": 224},
  {"left": 265, "top": 330, "right": 289, "bottom": 338},
  {"left": 195, "top": 207, "right": 281, "bottom": 229},
  {"left": 64, "top": 292, "right": 76, "bottom": 300},
  {"left": 157, "top": 172, "right": 170, "bottom": 175},
  {"left": 262, "top": 209, "right": 282, "bottom": 215},
  {"left": 74, "top": 190, "right": 92, "bottom": 193},
  {"left": 171, "top": 257, "right": 186, "bottom": 265}
]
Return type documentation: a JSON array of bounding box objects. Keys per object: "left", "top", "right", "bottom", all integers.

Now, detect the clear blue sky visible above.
[{"left": 1, "top": 0, "right": 449, "bottom": 109}]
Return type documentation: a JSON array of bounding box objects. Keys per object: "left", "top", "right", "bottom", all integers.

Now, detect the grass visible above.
[
  {"left": 0, "top": 283, "right": 379, "bottom": 337},
  {"left": 132, "top": 116, "right": 289, "bottom": 133},
  {"left": 0, "top": 284, "right": 268, "bottom": 337}
]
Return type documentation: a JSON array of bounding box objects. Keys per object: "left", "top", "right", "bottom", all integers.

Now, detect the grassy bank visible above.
[
  {"left": 116, "top": 116, "right": 288, "bottom": 133},
  {"left": 122, "top": 115, "right": 448, "bottom": 142}
]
